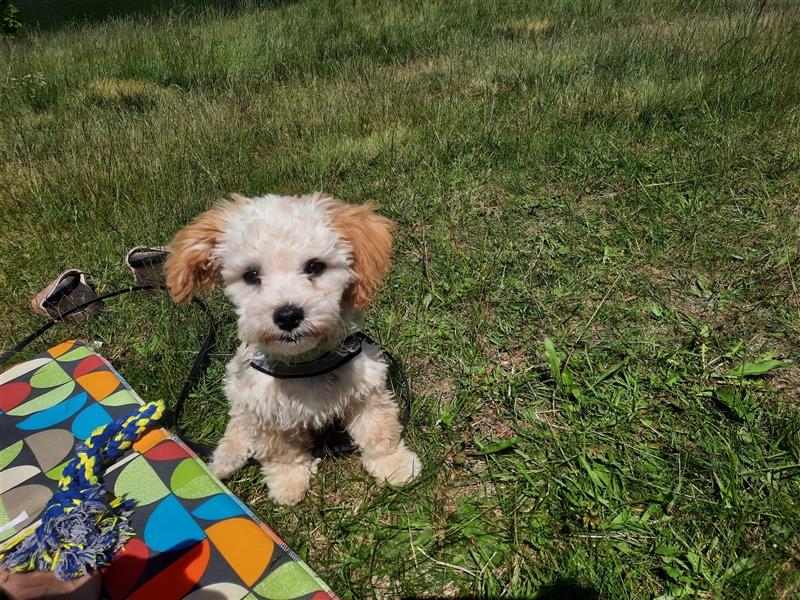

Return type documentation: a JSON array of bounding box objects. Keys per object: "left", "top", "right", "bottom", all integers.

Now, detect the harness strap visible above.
[
  {"left": 249, "top": 333, "right": 364, "bottom": 379},
  {"left": 249, "top": 331, "right": 413, "bottom": 459}
]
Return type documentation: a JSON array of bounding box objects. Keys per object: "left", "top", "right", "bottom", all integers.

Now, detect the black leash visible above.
[
  {"left": 0, "top": 285, "right": 164, "bottom": 367},
  {"left": 0, "top": 284, "right": 217, "bottom": 459},
  {"left": 363, "top": 332, "right": 413, "bottom": 426},
  {"left": 0, "top": 285, "right": 413, "bottom": 460},
  {"left": 282, "top": 331, "right": 413, "bottom": 458}
]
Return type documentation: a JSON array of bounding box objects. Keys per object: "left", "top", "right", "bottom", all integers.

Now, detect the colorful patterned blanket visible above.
[{"left": 0, "top": 340, "right": 338, "bottom": 600}]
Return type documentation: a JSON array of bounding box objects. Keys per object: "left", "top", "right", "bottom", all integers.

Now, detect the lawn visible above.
[{"left": 2, "top": 0, "right": 800, "bottom": 598}]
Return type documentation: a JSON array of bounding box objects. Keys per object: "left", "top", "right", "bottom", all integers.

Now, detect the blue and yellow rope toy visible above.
[{"left": 0, "top": 401, "right": 164, "bottom": 580}]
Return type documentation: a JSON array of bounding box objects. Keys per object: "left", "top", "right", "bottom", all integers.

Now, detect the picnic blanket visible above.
[{"left": 0, "top": 340, "right": 338, "bottom": 600}]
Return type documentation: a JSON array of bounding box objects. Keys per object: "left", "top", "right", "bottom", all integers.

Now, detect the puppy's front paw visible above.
[
  {"left": 262, "top": 462, "right": 312, "bottom": 506},
  {"left": 210, "top": 450, "right": 248, "bottom": 480},
  {"left": 363, "top": 441, "right": 422, "bottom": 486}
]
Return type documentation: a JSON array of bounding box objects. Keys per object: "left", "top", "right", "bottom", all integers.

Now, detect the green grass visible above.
[{"left": 2, "top": 1, "right": 800, "bottom": 597}]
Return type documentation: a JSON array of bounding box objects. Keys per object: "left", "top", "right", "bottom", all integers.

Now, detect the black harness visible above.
[
  {"left": 248, "top": 331, "right": 412, "bottom": 458},
  {"left": 249, "top": 332, "right": 411, "bottom": 421},
  {"left": 250, "top": 332, "right": 373, "bottom": 379}
]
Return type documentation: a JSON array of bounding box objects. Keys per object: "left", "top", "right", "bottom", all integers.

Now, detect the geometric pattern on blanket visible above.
[{"left": 0, "top": 340, "right": 338, "bottom": 600}]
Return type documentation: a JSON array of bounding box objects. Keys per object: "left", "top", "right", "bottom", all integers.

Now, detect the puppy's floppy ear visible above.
[
  {"left": 322, "top": 195, "right": 395, "bottom": 309},
  {"left": 165, "top": 198, "right": 239, "bottom": 303}
]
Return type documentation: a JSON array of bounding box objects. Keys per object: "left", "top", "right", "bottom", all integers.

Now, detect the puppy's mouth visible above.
[
  {"left": 258, "top": 327, "right": 325, "bottom": 357},
  {"left": 278, "top": 332, "right": 310, "bottom": 344},
  {"left": 261, "top": 331, "right": 316, "bottom": 345}
]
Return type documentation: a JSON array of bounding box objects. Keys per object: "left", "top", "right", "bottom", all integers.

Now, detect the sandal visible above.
[
  {"left": 124, "top": 246, "right": 170, "bottom": 286},
  {"left": 30, "top": 270, "right": 102, "bottom": 322}
]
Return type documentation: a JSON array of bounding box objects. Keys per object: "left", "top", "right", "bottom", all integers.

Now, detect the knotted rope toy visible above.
[{"left": 0, "top": 401, "right": 164, "bottom": 580}]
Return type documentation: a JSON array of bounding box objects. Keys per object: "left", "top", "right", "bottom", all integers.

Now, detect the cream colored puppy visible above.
[{"left": 165, "top": 193, "right": 421, "bottom": 505}]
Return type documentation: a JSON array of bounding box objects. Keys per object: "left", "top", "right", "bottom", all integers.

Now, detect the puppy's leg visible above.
[
  {"left": 211, "top": 414, "right": 252, "bottom": 480},
  {"left": 346, "top": 389, "right": 422, "bottom": 485},
  {"left": 253, "top": 428, "right": 314, "bottom": 506}
]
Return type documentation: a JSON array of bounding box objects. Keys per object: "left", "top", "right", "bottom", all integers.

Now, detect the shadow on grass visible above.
[
  {"left": 16, "top": 0, "right": 293, "bottom": 31},
  {"left": 404, "top": 580, "right": 600, "bottom": 600},
  {"left": 534, "top": 579, "right": 600, "bottom": 599}
]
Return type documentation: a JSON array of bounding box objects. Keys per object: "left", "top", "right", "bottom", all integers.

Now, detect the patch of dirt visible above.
[
  {"left": 437, "top": 581, "right": 462, "bottom": 598},
  {"left": 434, "top": 440, "right": 498, "bottom": 515},
  {"left": 470, "top": 183, "right": 514, "bottom": 219},
  {"left": 470, "top": 398, "right": 516, "bottom": 440},
  {"left": 483, "top": 344, "right": 533, "bottom": 375},
  {"left": 410, "top": 356, "right": 457, "bottom": 405},
  {"left": 765, "top": 367, "right": 800, "bottom": 408},
  {"left": 371, "top": 575, "right": 401, "bottom": 600},
  {"left": 776, "top": 544, "right": 800, "bottom": 600}
]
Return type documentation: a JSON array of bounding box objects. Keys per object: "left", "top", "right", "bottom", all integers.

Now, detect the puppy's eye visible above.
[
  {"left": 243, "top": 270, "right": 261, "bottom": 285},
  {"left": 303, "top": 259, "right": 326, "bottom": 276}
]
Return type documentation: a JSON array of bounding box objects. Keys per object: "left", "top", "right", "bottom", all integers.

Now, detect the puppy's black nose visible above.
[{"left": 273, "top": 305, "right": 304, "bottom": 332}]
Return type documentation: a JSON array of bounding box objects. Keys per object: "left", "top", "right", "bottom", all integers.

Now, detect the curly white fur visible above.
[{"left": 165, "top": 193, "right": 421, "bottom": 505}]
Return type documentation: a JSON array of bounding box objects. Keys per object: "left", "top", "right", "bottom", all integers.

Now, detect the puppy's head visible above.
[{"left": 165, "top": 193, "right": 394, "bottom": 357}]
